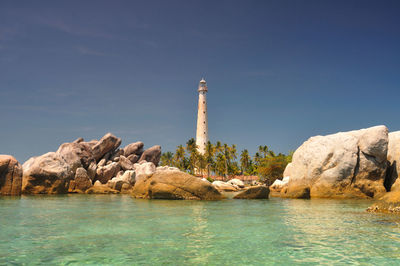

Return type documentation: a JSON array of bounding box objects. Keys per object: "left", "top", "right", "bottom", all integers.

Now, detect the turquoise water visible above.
[{"left": 1, "top": 196, "right": 400, "bottom": 265}]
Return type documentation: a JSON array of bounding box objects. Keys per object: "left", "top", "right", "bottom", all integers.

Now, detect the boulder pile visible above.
[{"left": 19, "top": 133, "right": 161, "bottom": 194}]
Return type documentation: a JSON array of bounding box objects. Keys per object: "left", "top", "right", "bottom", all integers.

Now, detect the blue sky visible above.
[{"left": 1, "top": 0, "right": 399, "bottom": 162}]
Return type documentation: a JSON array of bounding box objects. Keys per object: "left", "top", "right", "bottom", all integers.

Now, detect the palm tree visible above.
[
  {"left": 240, "top": 149, "right": 250, "bottom": 174},
  {"left": 258, "top": 145, "right": 269, "bottom": 158},
  {"left": 223, "top": 143, "right": 231, "bottom": 178},
  {"left": 186, "top": 138, "right": 198, "bottom": 174},
  {"left": 205, "top": 141, "right": 215, "bottom": 178},
  {"left": 174, "top": 145, "right": 186, "bottom": 170}
]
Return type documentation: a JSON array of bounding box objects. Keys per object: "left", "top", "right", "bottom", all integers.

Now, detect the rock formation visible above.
[
  {"left": 20, "top": 133, "right": 161, "bottom": 194},
  {"left": 281, "top": 125, "right": 389, "bottom": 199},
  {"left": 132, "top": 168, "right": 223, "bottom": 200},
  {"left": 0, "top": 155, "right": 23, "bottom": 195}
]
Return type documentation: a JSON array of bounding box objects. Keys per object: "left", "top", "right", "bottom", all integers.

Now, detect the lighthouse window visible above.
[
  {"left": 203, "top": 111, "right": 205, "bottom": 114},
  {"left": 203, "top": 121, "right": 205, "bottom": 124},
  {"left": 203, "top": 101, "right": 205, "bottom": 104}
]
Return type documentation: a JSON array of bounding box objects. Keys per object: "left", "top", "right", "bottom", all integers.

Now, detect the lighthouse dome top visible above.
[{"left": 198, "top": 78, "right": 208, "bottom": 92}]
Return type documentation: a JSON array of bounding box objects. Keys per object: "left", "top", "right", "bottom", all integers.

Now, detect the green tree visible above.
[
  {"left": 204, "top": 141, "right": 215, "bottom": 177},
  {"left": 160, "top": 151, "right": 174, "bottom": 166}
]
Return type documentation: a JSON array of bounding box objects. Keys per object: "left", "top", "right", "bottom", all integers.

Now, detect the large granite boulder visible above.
[
  {"left": 139, "top": 145, "right": 161, "bottom": 166},
  {"left": 233, "top": 186, "right": 269, "bottom": 199},
  {"left": 22, "top": 152, "right": 74, "bottom": 194},
  {"left": 123, "top": 141, "right": 144, "bottom": 157},
  {"left": 92, "top": 133, "right": 121, "bottom": 161},
  {"left": 281, "top": 126, "right": 389, "bottom": 199},
  {"left": 0, "top": 155, "right": 23, "bottom": 195},
  {"left": 132, "top": 169, "right": 223, "bottom": 200},
  {"left": 56, "top": 141, "right": 95, "bottom": 172}
]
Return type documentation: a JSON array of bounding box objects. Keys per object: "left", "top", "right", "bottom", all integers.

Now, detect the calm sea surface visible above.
[{"left": 1, "top": 195, "right": 400, "bottom": 265}]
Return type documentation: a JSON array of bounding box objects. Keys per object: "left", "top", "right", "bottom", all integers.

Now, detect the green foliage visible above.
[
  {"left": 162, "top": 140, "right": 293, "bottom": 181},
  {"left": 206, "top": 177, "right": 214, "bottom": 183}
]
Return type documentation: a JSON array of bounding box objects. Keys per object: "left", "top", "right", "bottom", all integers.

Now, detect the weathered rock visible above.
[
  {"left": 281, "top": 126, "right": 388, "bottom": 199},
  {"left": 228, "top": 178, "right": 245, "bottom": 188},
  {"left": 133, "top": 161, "right": 156, "bottom": 183},
  {"left": 233, "top": 186, "right": 269, "bottom": 199},
  {"left": 367, "top": 190, "right": 400, "bottom": 213},
  {"left": 97, "top": 159, "right": 106, "bottom": 167},
  {"left": 132, "top": 170, "right": 223, "bottom": 200},
  {"left": 212, "top": 181, "right": 239, "bottom": 192},
  {"left": 92, "top": 133, "right": 121, "bottom": 161},
  {"left": 22, "top": 152, "right": 74, "bottom": 194},
  {"left": 56, "top": 142, "right": 94, "bottom": 171},
  {"left": 86, "top": 181, "right": 119, "bottom": 194},
  {"left": 156, "top": 166, "right": 180, "bottom": 172},
  {"left": 73, "top": 167, "right": 92, "bottom": 192},
  {"left": 73, "top": 137, "right": 84, "bottom": 143},
  {"left": 95, "top": 162, "right": 120, "bottom": 184},
  {"left": 119, "top": 155, "right": 134, "bottom": 171},
  {"left": 120, "top": 170, "right": 135, "bottom": 184},
  {"left": 87, "top": 161, "right": 97, "bottom": 180},
  {"left": 127, "top": 154, "right": 139, "bottom": 164},
  {"left": 123, "top": 141, "right": 144, "bottom": 157},
  {"left": 121, "top": 183, "right": 133, "bottom": 193},
  {"left": 385, "top": 132, "right": 400, "bottom": 191},
  {"left": 139, "top": 145, "right": 161, "bottom": 166},
  {"left": 110, "top": 149, "right": 124, "bottom": 162},
  {"left": 107, "top": 178, "right": 124, "bottom": 191},
  {"left": 0, "top": 155, "right": 23, "bottom": 195}
]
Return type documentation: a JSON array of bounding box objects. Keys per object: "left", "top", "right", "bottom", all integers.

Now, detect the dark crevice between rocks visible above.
[
  {"left": 384, "top": 160, "right": 397, "bottom": 192},
  {"left": 351, "top": 147, "right": 360, "bottom": 185}
]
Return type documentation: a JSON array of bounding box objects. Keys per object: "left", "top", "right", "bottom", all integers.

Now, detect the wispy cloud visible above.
[
  {"left": 76, "top": 46, "right": 107, "bottom": 56},
  {"left": 36, "top": 16, "right": 114, "bottom": 39},
  {"left": 0, "top": 25, "right": 19, "bottom": 41}
]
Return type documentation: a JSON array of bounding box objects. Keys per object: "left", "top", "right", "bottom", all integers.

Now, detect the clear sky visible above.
[{"left": 1, "top": 0, "right": 399, "bottom": 162}]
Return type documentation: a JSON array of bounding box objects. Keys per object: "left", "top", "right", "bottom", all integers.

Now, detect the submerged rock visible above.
[
  {"left": 233, "top": 186, "right": 269, "bottom": 199},
  {"left": 281, "top": 125, "right": 388, "bottom": 199},
  {"left": 0, "top": 155, "right": 23, "bottom": 196},
  {"left": 132, "top": 169, "right": 223, "bottom": 200}
]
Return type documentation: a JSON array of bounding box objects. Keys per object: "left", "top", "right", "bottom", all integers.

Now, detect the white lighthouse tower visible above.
[{"left": 196, "top": 78, "right": 208, "bottom": 154}]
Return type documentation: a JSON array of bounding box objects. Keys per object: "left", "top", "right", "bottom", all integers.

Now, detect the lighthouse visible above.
[{"left": 196, "top": 78, "right": 208, "bottom": 154}]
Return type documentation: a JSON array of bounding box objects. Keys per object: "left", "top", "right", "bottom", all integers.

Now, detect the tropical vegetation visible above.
[{"left": 160, "top": 139, "right": 293, "bottom": 185}]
